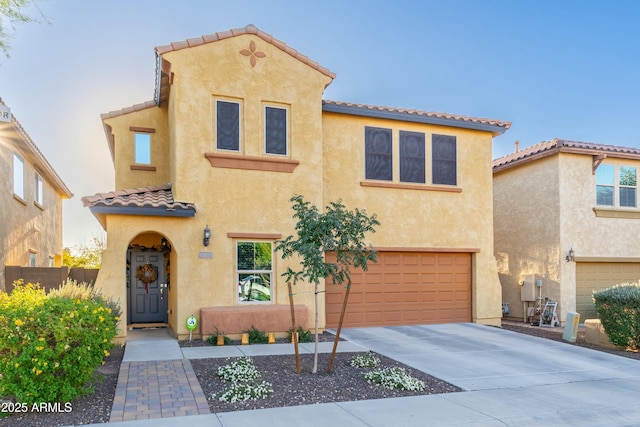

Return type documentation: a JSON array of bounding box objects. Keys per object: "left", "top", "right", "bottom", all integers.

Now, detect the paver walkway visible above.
[{"left": 109, "top": 329, "right": 210, "bottom": 422}]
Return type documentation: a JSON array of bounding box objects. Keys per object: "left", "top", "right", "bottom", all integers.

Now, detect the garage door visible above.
[
  {"left": 576, "top": 262, "right": 640, "bottom": 321},
  {"left": 325, "top": 252, "right": 471, "bottom": 328}
]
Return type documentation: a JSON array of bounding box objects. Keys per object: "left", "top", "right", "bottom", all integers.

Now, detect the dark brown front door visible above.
[{"left": 129, "top": 251, "right": 167, "bottom": 324}]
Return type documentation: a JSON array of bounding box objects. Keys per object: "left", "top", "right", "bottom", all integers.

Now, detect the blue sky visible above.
[{"left": 2, "top": 0, "right": 640, "bottom": 247}]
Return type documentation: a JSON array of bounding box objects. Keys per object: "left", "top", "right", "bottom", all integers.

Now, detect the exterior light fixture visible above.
[
  {"left": 566, "top": 248, "right": 575, "bottom": 262},
  {"left": 203, "top": 225, "right": 211, "bottom": 247}
]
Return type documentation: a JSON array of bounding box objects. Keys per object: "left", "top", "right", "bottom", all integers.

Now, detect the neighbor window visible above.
[
  {"left": 237, "top": 241, "right": 273, "bottom": 303},
  {"left": 619, "top": 166, "right": 637, "bottom": 208},
  {"left": 399, "top": 131, "right": 425, "bottom": 183},
  {"left": 13, "top": 153, "right": 24, "bottom": 199},
  {"left": 34, "top": 173, "right": 43, "bottom": 205},
  {"left": 134, "top": 133, "right": 151, "bottom": 164},
  {"left": 217, "top": 100, "right": 240, "bottom": 151},
  {"left": 597, "top": 164, "right": 637, "bottom": 208},
  {"left": 265, "top": 106, "right": 287, "bottom": 155},
  {"left": 432, "top": 134, "right": 457, "bottom": 185},
  {"left": 365, "top": 127, "right": 392, "bottom": 181},
  {"left": 29, "top": 252, "right": 36, "bottom": 267}
]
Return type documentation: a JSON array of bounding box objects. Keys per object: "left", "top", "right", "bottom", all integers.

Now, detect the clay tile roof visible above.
[
  {"left": 81, "top": 184, "right": 195, "bottom": 212},
  {"left": 322, "top": 100, "right": 511, "bottom": 135},
  {"left": 154, "top": 24, "right": 336, "bottom": 79},
  {"left": 100, "top": 100, "right": 157, "bottom": 121},
  {"left": 493, "top": 138, "right": 640, "bottom": 172}
]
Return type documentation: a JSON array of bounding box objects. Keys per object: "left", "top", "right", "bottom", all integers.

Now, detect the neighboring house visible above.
[
  {"left": 82, "top": 25, "right": 510, "bottom": 340},
  {"left": 0, "top": 98, "right": 73, "bottom": 291},
  {"left": 494, "top": 139, "right": 640, "bottom": 323}
]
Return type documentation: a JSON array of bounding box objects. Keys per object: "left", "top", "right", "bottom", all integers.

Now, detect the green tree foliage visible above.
[
  {"left": 276, "top": 195, "right": 379, "bottom": 373},
  {"left": 62, "top": 234, "right": 105, "bottom": 269},
  {"left": 0, "top": 0, "right": 45, "bottom": 57}
]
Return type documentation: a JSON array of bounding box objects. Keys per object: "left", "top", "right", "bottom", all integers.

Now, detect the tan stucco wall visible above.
[
  {"left": 104, "top": 107, "right": 170, "bottom": 191},
  {"left": 495, "top": 152, "right": 640, "bottom": 322},
  {"left": 322, "top": 113, "right": 503, "bottom": 325},
  {"left": 96, "top": 34, "right": 333, "bottom": 339},
  {"left": 558, "top": 154, "right": 640, "bottom": 318},
  {"left": 0, "top": 134, "right": 66, "bottom": 291},
  {"left": 494, "top": 155, "right": 561, "bottom": 321}
]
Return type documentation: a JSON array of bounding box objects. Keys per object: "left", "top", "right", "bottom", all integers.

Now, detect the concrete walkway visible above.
[{"left": 80, "top": 324, "right": 640, "bottom": 426}]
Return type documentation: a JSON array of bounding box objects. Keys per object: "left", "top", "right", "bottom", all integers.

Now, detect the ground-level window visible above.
[{"left": 237, "top": 241, "right": 273, "bottom": 302}]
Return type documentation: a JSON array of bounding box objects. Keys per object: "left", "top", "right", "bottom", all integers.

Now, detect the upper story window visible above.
[
  {"left": 134, "top": 133, "right": 151, "bottom": 164},
  {"left": 365, "top": 126, "right": 393, "bottom": 181},
  {"left": 597, "top": 164, "right": 637, "bottom": 208},
  {"left": 216, "top": 100, "right": 240, "bottom": 151},
  {"left": 265, "top": 106, "right": 287, "bottom": 155},
  {"left": 399, "top": 131, "right": 426, "bottom": 184},
  {"left": 13, "top": 153, "right": 24, "bottom": 199},
  {"left": 34, "top": 173, "right": 43, "bottom": 206},
  {"left": 432, "top": 134, "right": 457, "bottom": 186},
  {"left": 236, "top": 241, "right": 273, "bottom": 303}
]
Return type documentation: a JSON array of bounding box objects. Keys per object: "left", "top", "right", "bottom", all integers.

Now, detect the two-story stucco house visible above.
[
  {"left": 0, "top": 99, "right": 73, "bottom": 291},
  {"left": 82, "top": 25, "right": 510, "bottom": 340},
  {"left": 494, "top": 139, "right": 640, "bottom": 323}
]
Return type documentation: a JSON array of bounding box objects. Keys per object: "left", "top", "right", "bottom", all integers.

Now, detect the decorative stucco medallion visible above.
[{"left": 240, "top": 40, "right": 266, "bottom": 68}]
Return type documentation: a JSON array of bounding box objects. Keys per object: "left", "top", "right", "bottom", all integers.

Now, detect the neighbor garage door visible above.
[
  {"left": 576, "top": 262, "right": 640, "bottom": 321},
  {"left": 325, "top": 251, "right": 471, "bottom": 328}
]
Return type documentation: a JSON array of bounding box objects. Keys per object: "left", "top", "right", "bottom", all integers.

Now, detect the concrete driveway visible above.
[{"left": 336, "top": 323, "right": 640, "bottom": 426}]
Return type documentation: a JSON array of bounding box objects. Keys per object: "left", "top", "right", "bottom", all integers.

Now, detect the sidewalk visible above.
[{"left": 106, "top": 328, "right": 367, "bottom": 424}]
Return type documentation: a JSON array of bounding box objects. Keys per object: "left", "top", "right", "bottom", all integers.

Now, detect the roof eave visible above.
[
  {"left": 88, "top": 205, "right": 196, "bottom": 218},
  {"left": 322, "top": 102, "right": 509, "bottom": 136}
]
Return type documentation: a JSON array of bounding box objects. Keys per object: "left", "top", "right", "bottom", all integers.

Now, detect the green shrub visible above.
[
  {"left": 0, "top": 281, "right": 120, "bottom": 404},
  {"left": 593, "top": 283, "right": 640, "bottom": 349},
  {"left": 288, "top": 326, "right": 312, "bottom": 343},
  {"left": 245, "top": 325, "right": 268, "bottom": 344}
]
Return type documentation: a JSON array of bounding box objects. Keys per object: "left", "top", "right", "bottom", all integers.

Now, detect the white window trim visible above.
[
  {"left": 34, "top": 172, "right": 43, "bottom": 207},
  {"left": 596, "top": 164, "right": 638, "bottom": 209},
  {"left": 236, "top": 240, "right": 274, "bottom": 304}
]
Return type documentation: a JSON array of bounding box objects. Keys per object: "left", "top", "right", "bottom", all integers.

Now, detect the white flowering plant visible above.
[
  {"left": 349, "top": 352, "right": 381, "bottom": 368},
  {"left": 363, "top": 366, "right": 425, "bottom": 391},
  {"left": 215, "top": 357, "right": 273, "bottom": 402}
]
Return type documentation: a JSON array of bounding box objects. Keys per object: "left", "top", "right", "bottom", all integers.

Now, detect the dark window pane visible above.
[
  {"left": 620, "top": 187, "right": 636, "bottom": 207},
  {"left": 596, "top": 185, "right": 614, "bottom": 206},
  {"left": 400, "top": 131, "right": 425, "bottom": 183},
  {"left": 432, "top": 134, "right": 456, "bottom": 185},
  {"left": 266, "top": 107, "right": 287, "bottom": 155},
  {"left": 237, "top": 242, "right": 255, "bottom": 270},
  {"left": 365, "top": 127, "right": 392, "bottom": 181},
  {"left": 217, "top": 101, "right": 239, "bottom": 151}
]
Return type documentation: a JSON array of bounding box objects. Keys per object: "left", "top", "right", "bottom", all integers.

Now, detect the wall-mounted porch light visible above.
[
  {"left": 565, "top": 248, "right": 575, "bottom": 262},
  {"left": 203, "top": 225, "right": 211, "bottom": 247}
]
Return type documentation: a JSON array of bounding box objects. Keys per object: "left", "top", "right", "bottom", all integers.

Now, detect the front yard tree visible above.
[{"left": 276, "top": 195, "right": 380, "bottom": 374}]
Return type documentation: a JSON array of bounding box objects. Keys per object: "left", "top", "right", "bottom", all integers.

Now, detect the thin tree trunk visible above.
[
  {"left": 328, "top": 280, "right": 351, "bottom": 373},
  {"left": 288, "top": 281, "right": 301, "bottom": 374},
  {"left": 312, "top": 282, "right": 319, "bottom": 373}
]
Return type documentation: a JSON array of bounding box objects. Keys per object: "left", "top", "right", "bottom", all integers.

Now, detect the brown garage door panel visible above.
[{"left": 325, "top": 251, "right": 471, "bottom": 328}]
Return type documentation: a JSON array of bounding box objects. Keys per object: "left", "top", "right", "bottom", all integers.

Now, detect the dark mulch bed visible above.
[{"left": 191, "top": 352, "right": 462, "bottom": 413}]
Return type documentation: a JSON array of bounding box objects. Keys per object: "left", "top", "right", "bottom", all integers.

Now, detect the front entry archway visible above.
[{"left": 129, "top": 250, "right": 168, "bottom": 324}]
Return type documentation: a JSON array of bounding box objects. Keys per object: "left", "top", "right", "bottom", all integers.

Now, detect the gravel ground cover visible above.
[{"left": 2, "top": 323, "right": 639, "bottom": 426}]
